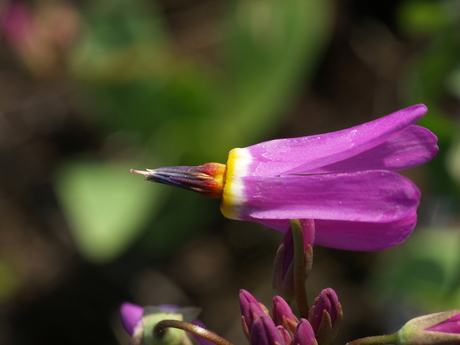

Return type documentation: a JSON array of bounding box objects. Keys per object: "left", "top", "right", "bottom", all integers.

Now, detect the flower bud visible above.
[
  {"left": 240, "top": 290, "right": 270, "bottom": 339},
  {"left": 272, "top": 296, "right": 298, "bottom": 334},
  {"left": 293, "top": 319, "right": 318, "bottom": 345},
  {"left": 308, "top": 288, "right": 342, "bottom": 345},
  {"left": 251, "top": 315, "right": 285, "bottom": 345},
  {"left": 272, "top": 219, "right": 315, "bottom": 300},
  {"left": 119, "top": 303, "right": 207, "bottom": 345},
  {"left": 397, "top": 310, "right": 460, "bottom": 345}
]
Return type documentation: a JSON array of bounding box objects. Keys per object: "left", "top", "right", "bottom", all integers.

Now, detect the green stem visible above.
[
  {"left": 154, "top": 320, "right": 235, "bottom": 345},
  {"left": 290, "top": 219, "right": 310, "bottom": 319},
  {"left": 346, "top": 333, "right": 398, "bottom": 345}
]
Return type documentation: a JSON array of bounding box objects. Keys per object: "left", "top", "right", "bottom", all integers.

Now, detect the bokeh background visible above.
[{"left": 0, "top": 0, "right": 459, "bottom": 344}]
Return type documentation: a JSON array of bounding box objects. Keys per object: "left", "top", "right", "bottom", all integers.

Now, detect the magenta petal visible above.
[
  {"left": 313, "top": 212, "right": 418, "bottom": 251},
  {"left": 258, "top": 211, "right": 417, "bottom": 251},
  {"left": 426, "top": 314, "right": 460, "bottom": 334},
  {"left": 243, "top": 105, "right": 427, "bottom": 177},
  {"left": 304, "top": 125, "right": 438, "bottom": 174},
  {"left": 120, "top": 303, "right": 143, "bottom": 336},
  {"left": 237, "top": 171, "right": 420, "bottom": 223}
]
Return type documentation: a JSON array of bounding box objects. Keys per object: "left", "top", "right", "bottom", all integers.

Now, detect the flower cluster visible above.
[{"left": 239, "top": 289, "right": 342, "bottom": 345}]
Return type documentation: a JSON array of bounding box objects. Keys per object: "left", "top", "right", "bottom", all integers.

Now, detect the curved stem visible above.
[
  {"left": 346, "top": 333, "right": 398, "bottom": 345},
  {"left": 154, "top": 320, "right": 235, "bottom": 345}
]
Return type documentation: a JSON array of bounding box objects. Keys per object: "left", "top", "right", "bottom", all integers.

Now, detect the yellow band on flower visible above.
[{"left": 221, "top": 148, "right": 252, "bottom": 220}]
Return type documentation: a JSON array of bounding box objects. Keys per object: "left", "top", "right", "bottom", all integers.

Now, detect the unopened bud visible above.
[
  {"left": 397, "top": 310, "right": 460, "bottom": 345},
  {"left": 240, "top": 290, "right": 270, "bottom": 339},
  {"left": 251, "top": 315, "right": 285, "bottom": 345},
  {"left": 293, "top": 319, "right": 318, "bottom": 345},
  {"left": 272, "top": 296, "right": 298, "bottom": 335},
  {"left": 308, "top": 288, "right": 342, "bottom": 345}
]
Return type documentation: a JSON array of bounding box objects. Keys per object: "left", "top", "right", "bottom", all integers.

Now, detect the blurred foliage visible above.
[
  {"left": 371, "top": 0, "right": 460, "bottom": 323},
  {"left": 373, "top": 229, "right": 460, "bottom": 313}
]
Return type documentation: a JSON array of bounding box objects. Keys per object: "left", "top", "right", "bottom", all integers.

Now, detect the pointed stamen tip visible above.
[{"left": 130, "top": 169, "right": 150, "bottom": 176}]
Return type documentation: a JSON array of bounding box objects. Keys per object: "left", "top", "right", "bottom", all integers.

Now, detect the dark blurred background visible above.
[{"left": 0, "top": 0, "right": 460, "bottom": 344}]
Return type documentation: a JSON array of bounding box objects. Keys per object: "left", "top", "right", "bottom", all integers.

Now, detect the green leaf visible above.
[
  {"left": 55, "top": 159, "right": 161, "bottom": 263},
  {"left": 218, "top": 0, "right": 333, "bottom": 144},
  {"left": 374, "top": 229, "right": 460, "bottom": 311}
]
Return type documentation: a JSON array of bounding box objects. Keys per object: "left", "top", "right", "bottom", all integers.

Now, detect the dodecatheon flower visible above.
[
  {"left": 119, "top": 303, "right": 214, "bottom": 345},
  {"left": 396, "top": 310, "right": 460, "bottom": 345},
  {"left": 132, "top": 104, "right": 438, "bottom": 251},
  {"left": 308, "top": 288, "right": 342, "bottom": 345}
]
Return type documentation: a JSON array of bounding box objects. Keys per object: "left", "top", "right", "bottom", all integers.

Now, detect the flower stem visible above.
[
  {"left": 290, "top": 219, "right": 310, "bottom": 319},
  {"left": 154, "top": 319, "right": 235, "bottom": 345},
  {"left": 346, "top": 333, "right": 398, "bottom": 345}
]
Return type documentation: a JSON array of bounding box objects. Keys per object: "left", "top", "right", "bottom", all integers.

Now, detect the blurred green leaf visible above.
[
  {"left": 374, "top": 229, "right": 460, "bottom": 311},
  {"left": 400, "top": 1, "right": 460, "bottom": 142},
  {"left": 398, "top": 1, "right": 457, "bottom": 36},
  {"left": 55, "top": 160, "right": 161, "bottom": 263},
  {"left": 218, "top": 0, "right": 333, "bottom": 146},
  {"left": 0, "top": 259, "right": 21, "bottom": 303}
]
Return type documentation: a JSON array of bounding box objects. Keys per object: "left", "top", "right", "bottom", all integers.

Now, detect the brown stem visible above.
[{"left": 154, "top": 320, "right": 235, "bottom": 345}]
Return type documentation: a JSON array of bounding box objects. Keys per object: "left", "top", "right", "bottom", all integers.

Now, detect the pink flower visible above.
[{"left": 132, "top": 104, "right": 438, "bottom": 251}]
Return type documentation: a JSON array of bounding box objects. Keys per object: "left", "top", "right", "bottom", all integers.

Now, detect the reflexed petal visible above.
[
  {"left": 304, "top": 125, "right": 438, "bottom": 174},
  {"left": 222, "top": 171, "right": 420, "bottom": 223},
  {"left": 233, "top": 105, "right": 427, "bottom": 177},
  {"left": 257, "top": 212, "right": 417, "bottom": 251}
]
